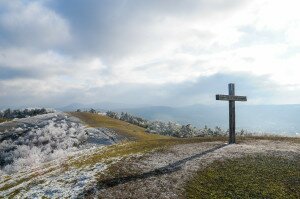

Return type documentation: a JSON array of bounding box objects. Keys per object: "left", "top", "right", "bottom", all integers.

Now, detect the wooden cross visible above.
[{"left": 216, "top": 83, "right": 247, "bottom": 144}]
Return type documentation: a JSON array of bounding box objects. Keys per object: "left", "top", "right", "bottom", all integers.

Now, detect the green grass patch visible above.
[
  {"left": 186, "top": 155, "right": 300, "bottom": 199},
  {"left": 0, "top": 173, "right": 39, "bottom": 192},
  {"left": 68, "top": 112, "right": 167, "bottom": 140}
]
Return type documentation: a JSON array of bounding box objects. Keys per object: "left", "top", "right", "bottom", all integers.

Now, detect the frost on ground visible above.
[
  {"left": 0, "top": 146, "right": 112, "bottom": 198},
  {"left": 0, "top": 112, "right": 127, "bottom": 198},
  {"left": 0, "top": 112, "right": 124, "bottom": 174},
  {"left": 1, "top": 113, "right": 299, "bottom": 198},
  {"left": 0, "top": 138, "right": 299, "bottom": 198},
  {"left": 88, "top": 140, "right": 300, "bottom": 199}
]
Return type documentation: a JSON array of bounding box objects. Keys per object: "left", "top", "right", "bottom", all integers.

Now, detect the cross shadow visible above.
[{"left": 95, "top": 143, "right": 227, "bottom": 190}]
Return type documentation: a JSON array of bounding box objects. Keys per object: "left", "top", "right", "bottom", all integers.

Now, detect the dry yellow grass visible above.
[
  {"left": 2, "top": 112, "right": 299, "bottom": 197},
  {"left": 67, "top": 112, "right": 300, "bottom": 169},
  {"left": 68, "top": 112, "right": 168, "bottom": 140},
  {"left": 0, "top": 118, "right": 10, "bottom": 123},
  {"left": 67, "top": 112, "right": 227, "bottom": 168}
]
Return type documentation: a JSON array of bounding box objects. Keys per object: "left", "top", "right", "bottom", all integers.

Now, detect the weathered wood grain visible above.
[
  {"left": 228, "top": 83, "right": 236, "bottom": 144},
  {"left": 216, "top": 83, "right": 247, "bottom": 144},
  {"left": 215, "top": 94, "right": 247, "bottom": 101}
]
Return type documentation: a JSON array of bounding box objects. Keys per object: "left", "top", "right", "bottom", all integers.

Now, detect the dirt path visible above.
[{"left": 83, "top": 140, "right": 300, "bottom": 199}]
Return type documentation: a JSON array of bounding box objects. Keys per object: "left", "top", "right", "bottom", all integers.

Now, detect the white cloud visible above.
[
  {"left": 0, "top": 48, "right": 110, "bottom": 91},
  {"left": 2, "top": 0, "right": 300, "bottom": 106},
  {"left": 0, "top": 0, "right": 70, "bottom": 48}
]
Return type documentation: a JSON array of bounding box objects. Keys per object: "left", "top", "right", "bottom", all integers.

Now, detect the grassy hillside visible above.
[
  {"left": 69, "top": 112, "right": 300, "bottom": 144},
  {"left": 1, "top": 112, "right": 299, "bottom": 198},
  {"left": 69, "top": 112, "right": 168, "bottom": 140},
  {"left": 186, "top": 155, "right": 300, "bottom": 199},
  {"left": 67, "top": 112, "right": 228, "bottom": 168},
  {"left": 69, "top": 113, "right": 300, "bottom": 198}
]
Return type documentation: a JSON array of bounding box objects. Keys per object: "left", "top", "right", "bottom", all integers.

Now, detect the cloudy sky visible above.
[{"left": 1, "top": 0, "right": 300, "bottom": 108}]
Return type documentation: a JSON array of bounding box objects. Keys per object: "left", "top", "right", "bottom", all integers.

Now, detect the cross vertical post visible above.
[
  {"left": 216, "top": 83, "right": 247, "bottom": 144},
  {"left": 228, "top": 83, "right": 235, "bottom": 144}
]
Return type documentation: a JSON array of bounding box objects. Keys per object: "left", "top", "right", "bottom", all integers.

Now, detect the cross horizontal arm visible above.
[{"left": 216, "top": 94, "right": 247, "bottom": 101}]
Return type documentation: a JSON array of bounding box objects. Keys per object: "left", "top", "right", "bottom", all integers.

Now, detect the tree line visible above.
[
  {"left": 105, "top": 110, "right": 250, "bottom": 138},
  {"left": 0, "top": 108, "right": 53, "bottom": 119}
]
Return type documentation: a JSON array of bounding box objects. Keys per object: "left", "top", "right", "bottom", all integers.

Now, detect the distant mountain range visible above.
[{"left": 59, "top": 103, "right": 300, "bottom": 136}]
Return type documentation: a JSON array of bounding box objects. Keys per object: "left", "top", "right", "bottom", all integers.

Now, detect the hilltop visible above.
[
  {"left": 60, "top": 103, "right": 300, "bottom": 136},
  {"left": 0, "top": 112, "right": 299, "bottom": 198}
]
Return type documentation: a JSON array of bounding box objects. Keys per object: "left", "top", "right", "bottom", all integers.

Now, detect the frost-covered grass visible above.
[
  {"left": 186, "top": 155, "right": 300, "bottom": 199},
  {"left": 0, "top": 113, "right": 89, "bottom": 174},
  {"left": 67, "top": 112, "right": 300, "bottom": 168},
  {"left": 0, "top": 112, "right": 127, "bottom": 176},
  {"left": 0, "top": 111, "right": 172, "bottom": 198},
  {"left": 2, "top": 135, "right": 207, "bottom": 198},
  {"left": 0, "top": 147, "right": 109, "bottom": 198},
  {"left": 78, "top": 139, "right": 300, "bottom": 198},
  {"left": 69, "top": 137, "right": 228, "bottom": 169},
  {"left": 238, "top": 135, "right": 300, "bottom": 143},
  {"left": 1, "top": 111, "right": 299, "bottom": 198},
  {"left": 0, "top": 117, "right": 87, "bottom": 173}
]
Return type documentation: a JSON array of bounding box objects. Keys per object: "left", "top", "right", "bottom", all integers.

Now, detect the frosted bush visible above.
[
  {"left": 15, "top": 127, "right": 23, "bottom": 132},
  {"left": 0, "top": 108, "right": 54, "bottom": 119},
  {"left": 0, "top": 113, "right": 88, "bottom": 174},
  {"left": 106, "top": 111, "right": 221, "bottom": 137}
]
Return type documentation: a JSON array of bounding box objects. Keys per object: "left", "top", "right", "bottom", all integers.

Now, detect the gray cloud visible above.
[
  {"left": 0, "top": 72, "right": 281, "bottom": 109},
  {"left": 83, "top": 72, "right": 277, "bottom": 106},
  {"left": 47, "top": 0, "right": 247, "bottom": 62},
  {"left": 1, "top": 0, "right": 300, "bottom": 109},
  {"left": 0, "top": 65, "right": 37, "bottom": 79},
  {"left": 0, "top": 1, "right": 70, "bottom": 49}
]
